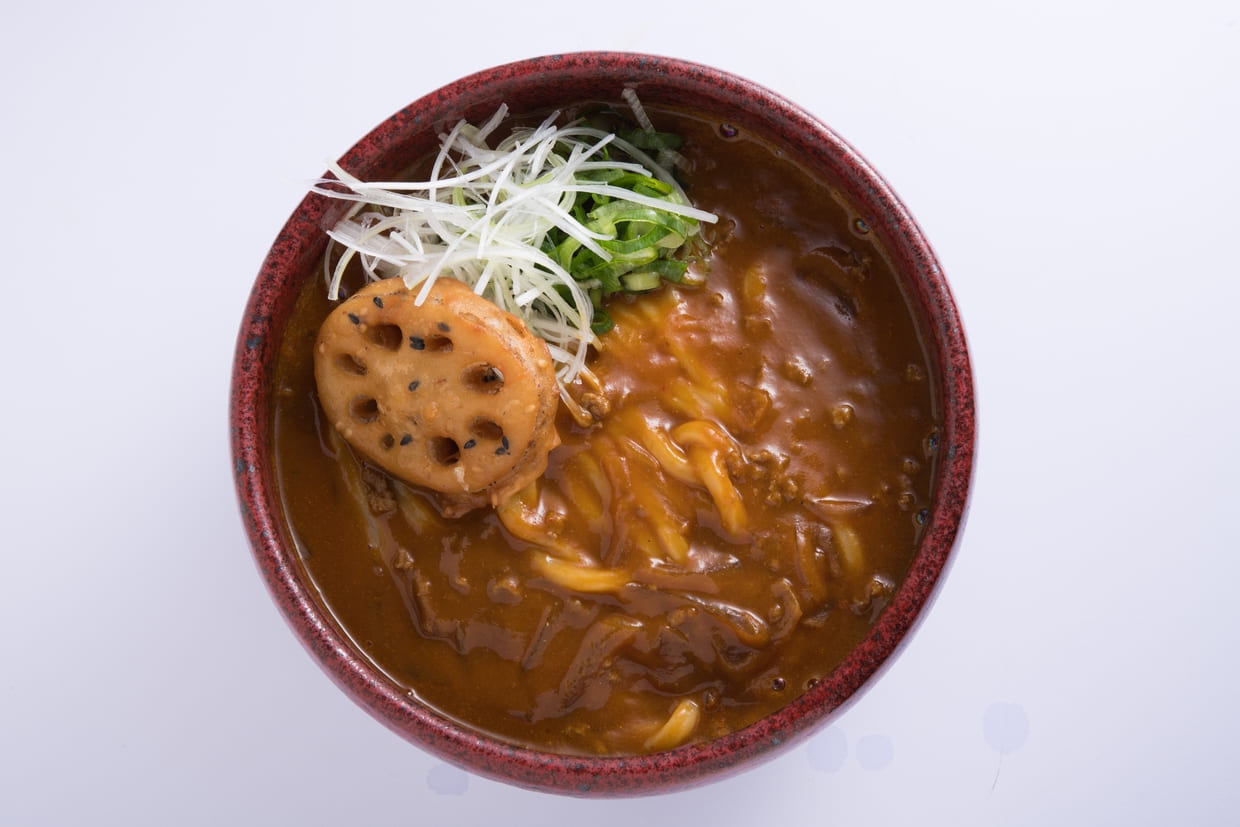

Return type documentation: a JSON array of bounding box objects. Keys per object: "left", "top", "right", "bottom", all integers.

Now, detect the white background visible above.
[{"left": 3, "top": 1, "right": 1238, "bottom": 824}]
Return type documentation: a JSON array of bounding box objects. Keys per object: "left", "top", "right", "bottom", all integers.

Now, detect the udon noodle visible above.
[{"left": 270, "top": 104, "right": 939, "bottom": 756}]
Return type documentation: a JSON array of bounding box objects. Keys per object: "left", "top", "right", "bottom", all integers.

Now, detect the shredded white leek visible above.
[{"left": 311, "top": 103, "right": 717, "bottom": 389}]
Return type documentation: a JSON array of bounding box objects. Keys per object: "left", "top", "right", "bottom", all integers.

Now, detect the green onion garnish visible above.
[{"left": 312, "top": 98, "right": 716, "bottom": 389}]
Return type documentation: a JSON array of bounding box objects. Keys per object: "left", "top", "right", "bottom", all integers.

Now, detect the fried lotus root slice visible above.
[{"left": 314, "top": 277, "right": 560, "bottom": 512}]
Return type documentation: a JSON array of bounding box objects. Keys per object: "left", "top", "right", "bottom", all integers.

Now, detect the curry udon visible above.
[{"left": 270, "top": 104, "right": 939, "bottom": 756}]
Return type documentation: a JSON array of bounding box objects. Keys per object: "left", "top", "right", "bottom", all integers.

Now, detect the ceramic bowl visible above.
[{"left": 230, "top": 51, "right": 975, "bottom": 796}]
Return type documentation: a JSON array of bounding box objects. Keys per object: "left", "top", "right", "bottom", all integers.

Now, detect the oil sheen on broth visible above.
[{"left": 271, "top": 106, "right": 940, "bottom": 756}]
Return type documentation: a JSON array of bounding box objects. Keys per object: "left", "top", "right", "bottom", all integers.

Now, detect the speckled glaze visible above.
[{"left": 230, "top": 52, "right": 975, "bottom": 797}]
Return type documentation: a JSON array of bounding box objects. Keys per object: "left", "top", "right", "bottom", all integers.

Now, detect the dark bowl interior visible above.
[{"left": 230, "top": 51, "right": 975, "bottom": 796}]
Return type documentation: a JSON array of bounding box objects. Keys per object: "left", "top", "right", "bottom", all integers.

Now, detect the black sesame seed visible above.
[
  {"left": 373, "top": 296, "right": 384, "bottom": 308},
  {"left": 408, "top": 380, "right": 420, "bottom": 392},
  {"left": 463, "top": 439, "right": 476, "bottom": 449},
  {"left": 399, "top": 434, "right": 412, "bottom": 446},
  {"left": 409, "top": 336, "right": 425, "bottom": 350},
  {"left": 347, "top": 313, "right": 360, "bottom": 325},
  {"left": 437, "top": 322, "right": 451, "bottom": 332},
  {"left": 495, "top": 435, "right": 510, "bottom": 456}
]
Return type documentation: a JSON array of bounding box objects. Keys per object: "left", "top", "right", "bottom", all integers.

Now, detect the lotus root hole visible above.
[
  {"left": 349, "top": 395, "right": 380, "bottom": 424},
  {"left": 469, "top": 416, "right": 504, "bottom": 442},
  {"left": 365, "top": 323, "right": 403, "bottom": 351},
  {"left": 462, "top": 363, "right": 505, "bottom": 394},
  {"left": 425, "top": 334, "right": 454, "bottom": 352},
  {"left": 335, "top": 353, "right": 367, "bottom": 376},
  {"left": 428, "top": 436, "right": 461, "bottom": 466}
]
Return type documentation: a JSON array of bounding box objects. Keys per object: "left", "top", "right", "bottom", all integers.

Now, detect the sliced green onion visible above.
[
  {"left": 590, "top": 308, "right": 615, "bottom": 335},
  {"left": 620, "top": 271, "right": 663, "bottom": 292},
  {"left": 619, "top": 129, "right": 684, "bottom": 151}
]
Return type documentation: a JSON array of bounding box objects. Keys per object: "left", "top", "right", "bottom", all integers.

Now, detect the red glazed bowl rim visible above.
[{"left": 230, "top": 51, "right": 975, "bottom": 797}]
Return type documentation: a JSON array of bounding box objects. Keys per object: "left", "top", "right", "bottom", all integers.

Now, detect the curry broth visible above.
[{"left": 271, "top": 107, "right": 939, "bottom": 755}]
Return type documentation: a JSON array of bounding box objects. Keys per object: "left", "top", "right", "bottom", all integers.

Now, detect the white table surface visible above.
[{"left": 4, "top": 2, "right": 1238, "bottom": 824}]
